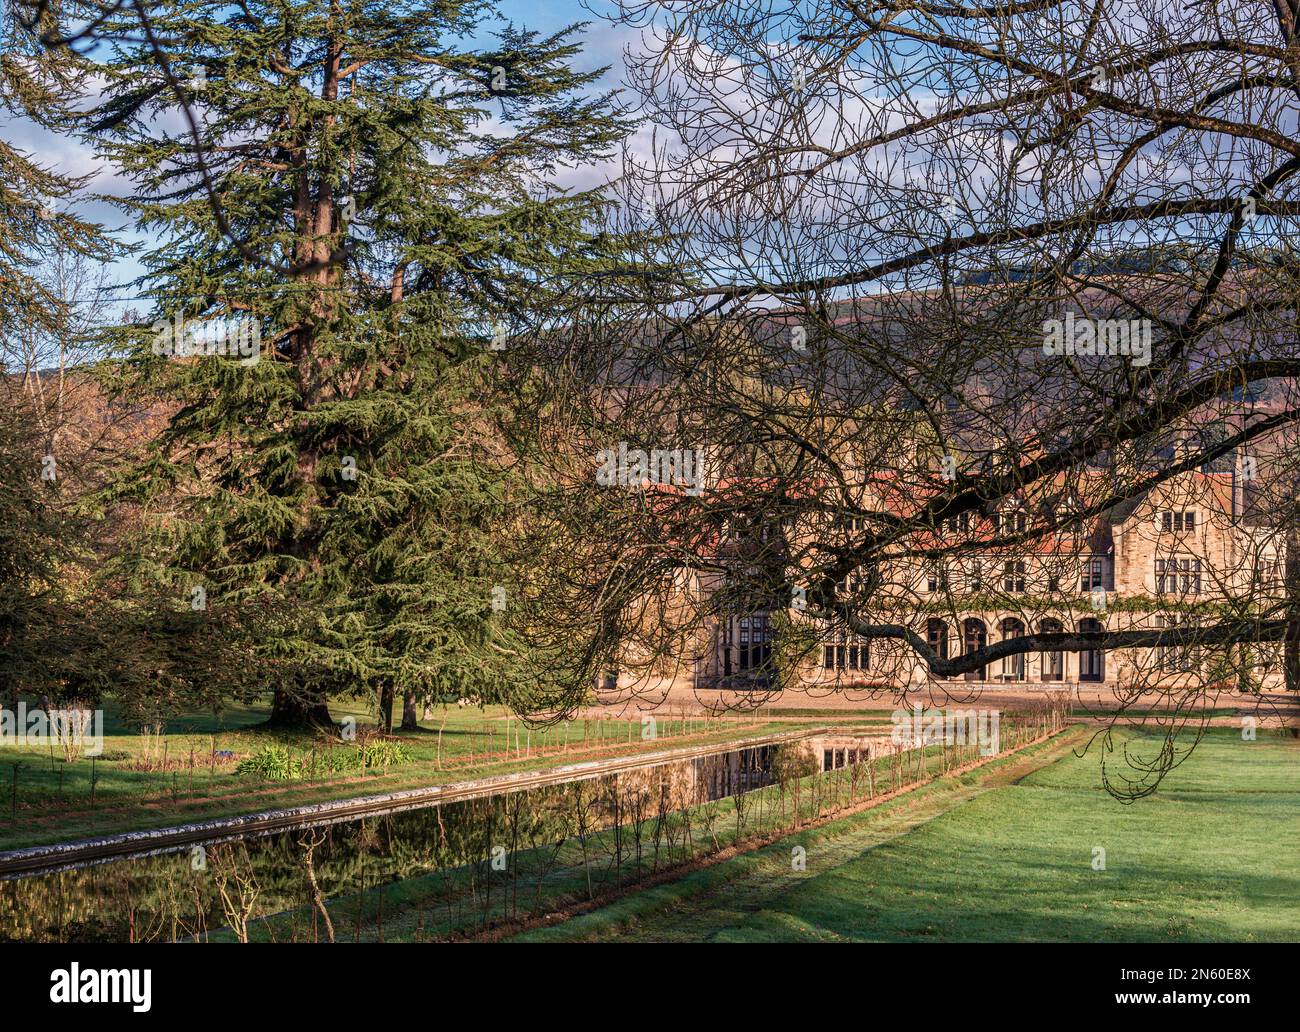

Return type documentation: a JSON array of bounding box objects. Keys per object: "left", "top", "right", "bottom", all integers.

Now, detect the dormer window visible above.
[
  {"left": 837, "top": 514, "right": 868, "bottom": 534},
  {"left": 992, "top": 510, "right": 1027, "bottom": 534},
  {"left": 1160, "top": 511, "right": 1196, "bottom": 533}
]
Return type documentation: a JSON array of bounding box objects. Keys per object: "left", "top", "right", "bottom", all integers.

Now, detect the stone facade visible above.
[{"left": 612, "top": 454, "right": 1285, "bottom": 697}]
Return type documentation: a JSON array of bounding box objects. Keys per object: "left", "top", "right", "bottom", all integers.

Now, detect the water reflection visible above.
[{"left": 0, "top": 729, "right": 986, "bottom": 942}]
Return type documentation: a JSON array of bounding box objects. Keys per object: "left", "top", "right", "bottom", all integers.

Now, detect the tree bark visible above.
[
  {"left": 266, "top": 687, "right": 334, "bottom": 729},
  {"left": 377, "top": 682, "right": 395, "bottom": 733},
  {"left": 400, "top": 691, "right": 420, "bottom": 730}
]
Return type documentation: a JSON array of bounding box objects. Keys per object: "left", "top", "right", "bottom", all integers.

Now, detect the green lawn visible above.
[{"left": 517, "top": 727, "right": 1300, "bottom": 942}]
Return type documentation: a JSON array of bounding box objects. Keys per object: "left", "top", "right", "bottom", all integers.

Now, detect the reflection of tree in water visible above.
[{"left": 1, "top": 775, "right": 621, "bottom": 941}]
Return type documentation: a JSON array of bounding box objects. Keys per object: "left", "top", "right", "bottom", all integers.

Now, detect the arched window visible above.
[
  {"left": 963, "top": 618, "right": 987, "bottom": 680},
  {"left": 1000, "top": 618, "right": 1026, "bottom": 681},
  {"left": 927, "top": 619, "right": 951, "bottom": 679},
  {"left": 1039, "top": 618, "right": 1064, "bottom": 681},
  {"left": 1079, "top": 618, "right": 1105, "bottom": 681}
]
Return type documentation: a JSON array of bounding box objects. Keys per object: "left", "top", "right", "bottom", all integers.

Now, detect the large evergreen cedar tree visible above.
[{"left": 86, "top": 0, "right": 636, "bottom": 727}]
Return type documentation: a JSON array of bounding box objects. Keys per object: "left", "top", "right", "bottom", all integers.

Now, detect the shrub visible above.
[
  {"left": 359, "top": 740, "right": 410, "bottom": 769},
  {"left": 235, "top": 745, "right": 302, "bottom": 781},
  {"left": 236, "top": 740, "right": 412, "bottom": 781}
]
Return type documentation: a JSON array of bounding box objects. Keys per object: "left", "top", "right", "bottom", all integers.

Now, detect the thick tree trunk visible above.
[
  {"left": 266, "top": 686, "right": 334, "bottom": 729},
  {"left": 400, "top": 691, "right": 420, "bottom": 730},
  {"left": 377, "top": 682, "right": 395, "bottom": 733}
]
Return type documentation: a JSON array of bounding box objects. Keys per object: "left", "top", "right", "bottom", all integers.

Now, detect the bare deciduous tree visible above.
[{"left": 501, "top": 0, "right": 1300, "bottom": 796}]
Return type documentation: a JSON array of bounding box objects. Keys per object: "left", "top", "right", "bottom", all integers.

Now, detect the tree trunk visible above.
[
  {"left": 377, "top": 682, "right": 395, "bottom": 733},
  {"left": 266, "top": 686, "right": 334, "bottom": 729},
  {"left": 400, "top": 691, "right": 420, "bottom": 730}
]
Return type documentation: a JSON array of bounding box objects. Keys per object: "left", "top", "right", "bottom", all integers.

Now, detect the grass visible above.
[
  {"left": 0, "top": 694, "right": 820, "bottom": 850},
  {"left": 515, "top": 726, "right": 1300, "bottom": 942}
]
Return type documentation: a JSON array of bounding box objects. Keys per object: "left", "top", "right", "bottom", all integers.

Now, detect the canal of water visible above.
[{"left": 0, "top": 732, "right": 895, "bottom": 942}]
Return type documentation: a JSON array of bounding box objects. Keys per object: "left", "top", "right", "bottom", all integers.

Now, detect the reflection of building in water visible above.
[
  {"left": 691, "top": 735, "right": 904, "bottom": 796},
  {"left": 807, "top": 734, "right": 897, "bottom": 772},
  {"left": 692, "top": 744, "right": 778, "bottom": 801},
  {"left": 615, "top": 734, "right": 910, "bottom": 811}
]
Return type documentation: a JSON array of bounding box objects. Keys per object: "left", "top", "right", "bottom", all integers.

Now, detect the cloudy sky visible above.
[{"left": 7, "top": 0, "right": 639, "bottom": 316}]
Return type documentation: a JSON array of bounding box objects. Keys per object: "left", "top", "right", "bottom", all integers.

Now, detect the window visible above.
[
  {"left": 1047, "top": 573, "right": 1061, "bottom": 592},
  {"left": 963, "top": 618, "right": 988, "bottom": 680},
  {"left": 737, "top": 614, "right": 773, "bottom": 671},
  {"left": 1002, "top": 560, "right": 1026, "bottom": 592},
  {"left": 926, "top": 562, "right": 949, "bottom": 592},
  {"left": 837, "top": 514, "right": 867, "bottom": 534},
  {"left": 1000, "top": 618, "right": 1026, "bottom": 681},
  {"left": 727, "top": 516, "right": 778, "bottom": 545},
  {"left": 822, "top": 748, "right": 855, "bottom": 771},
  {"left": 1254, "top": 557, "right": 1284, "bottom": 588},
  {"left": 992, "top": 510, "right": 1027, "bottom": 534},
  {"left": 944, "top": 512, "right": 972, "bottom": 535},
  {"left": 1155, "top": 558, "right": 1201, "bottom": 594},
  {"left": 837, "top": 568, "right": 866, "bottom": 595},
  {"left": 1079, "top": 618, "right": 1105, "bottom": 681},
  {"left": 1080, "top": 557, "right": 1105, "bottom": 591},
  {"left": 927, "top": 619, "right": 951, "bottom": 680},
  {"left": 823, "top": 634, "right": 870, "bottom": 671},
  {"left": 1039, "top": 618, "right": 1064, "bottom": 681},
  {"left": 967, "top": 560, "right": 984, "bottom": 592},
  {"left": 1154, "top": 615, "right": 1201, "bottom": 672},
  {"left": 1161, "top": 511, "right": 1196, "bottom": 533},
  {"left": 1142, "top": 441, "right": 1176, "bottom": 469}
]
